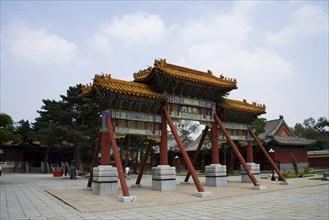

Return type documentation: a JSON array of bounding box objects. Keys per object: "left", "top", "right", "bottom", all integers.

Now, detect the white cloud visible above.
[
  {"left": 179, "top": 43, "right": 294, "bottom": 85},
  {"left": 176, "top": 2, "right": 294, "bottom": 86},
  {"left": 91, "top": 32, "right": 111, "bottom": 51},
  {"left": 266, "top": 4, "right": 328, "bottom": 45},
  {"left": 174, "top": 2, "right": 296, "bottom": 117},
  {"left": 5, "top": 21, "right": 85, "bottom": 65},
  {"left": 180, "top": 2, "right": 254, "bottom": 46},
  {"left": 92, "top": 11, "right": 165, "bottom": 49}
]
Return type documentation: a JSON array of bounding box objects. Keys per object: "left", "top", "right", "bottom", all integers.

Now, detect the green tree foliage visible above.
[
  {"left": 0, "top": 113, "right": 22, "bottom": 145},
  {"left": 293, "top": 117, "right": 329, "bottom": 150},
  {"left": 33, "top": 85, "right": 101, "bottom": 164},
  {"left": 15, "top": 120, "right": 34, "bottom": 145},
  {"left": 173, "top": 120, "right": 200, "bottom": 142},
  {"left": 252, "top": 117, "right": 266, "bottom": 136}
]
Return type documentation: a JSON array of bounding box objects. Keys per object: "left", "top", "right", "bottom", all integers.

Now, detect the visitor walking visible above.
[{"left": 125, "top": 166, "right": 130, "bottom": 180}]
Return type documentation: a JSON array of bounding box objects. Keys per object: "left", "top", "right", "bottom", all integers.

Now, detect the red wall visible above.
[
  {"left": 308, "top": 157, "right": 329, "bottom": 169},
  {"left": 274, "top": 149, "right": 308, "bottom": 163}
]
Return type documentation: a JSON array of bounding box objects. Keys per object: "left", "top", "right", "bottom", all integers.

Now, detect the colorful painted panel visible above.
[
  {"left": 218, "top": 122, "right": 252, "bottom": 141},
  {"left": 167, "top": 95, "right": 215, "bottom": 122},
  {"left": 219, "top": 135, "right": 252, "bottom": 141},
  {"left": 114, "top": 127, "right": 161, "bottom": 136},
  {"left": 169, "top": 112, "right": 213, "bottom": 122},
  {"left": 168, "top": 95, "right": 215, "bottom": 108},
  {"left": 101, "top": 110, "right": 161, "bottom": 138},
  {"left": 102, "top": 110, "right": 161, "bottom": 123},
  {"left": 222, "top": 122, "right": 249, "bottom": 130}
]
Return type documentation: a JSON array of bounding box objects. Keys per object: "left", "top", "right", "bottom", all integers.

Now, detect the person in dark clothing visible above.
[
  {"left": 70, "top": 159, "right": 77, "bottom": 180},
  {"left": 64, "top": 161, "right": 69, "bottom": 176},
  {"left": 168, "top": 147, "right": 174, "bottom": 166}
]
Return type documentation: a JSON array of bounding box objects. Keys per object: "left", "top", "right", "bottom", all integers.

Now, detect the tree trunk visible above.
[
  {"left": 43, "top": 146, "right": 50, "bottom": 173},
  {"left": 12, "top": 147, "right": 24, "bottom": 172}
]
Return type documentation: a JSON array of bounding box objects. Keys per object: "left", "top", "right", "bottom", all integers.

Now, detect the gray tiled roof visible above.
[
  {"left": 258, "top": 118, "right": 287, "bottom": 139},
  {"left": 258, "top": 117, "right": 315, "bottom": 146},
  {"left": 272, "top": 136, "right": 316, "bottom": 146}
]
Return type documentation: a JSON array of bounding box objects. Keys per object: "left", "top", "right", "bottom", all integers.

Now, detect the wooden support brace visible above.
[
  {"left": 87, "top": 133, "right": 102, "bottom": 188},
  {"left": 163, "top": 106, "right": 205, "bottom": 192},
  {"left": 135, "top": 140, "right": 153, "bottom": 185},
  {"left": 184, "top": 126, "right": 209, "bottom": 182},
  {"left": 105, "top": 116, "right": 130, "bottom": 197},
  {"left": 214, "top": 114, "right": 260, "bottom": 186},
  {"left": 248, "top": 128, "right": 287, "bottom": 182}
]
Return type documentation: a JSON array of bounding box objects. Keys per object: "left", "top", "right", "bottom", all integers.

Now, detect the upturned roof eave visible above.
[
  {"left": 133, "top": 59, "right": 238, "bottom": 90},
  {"left": 219, "top": 99, "right": 266, "bottom": 115}
]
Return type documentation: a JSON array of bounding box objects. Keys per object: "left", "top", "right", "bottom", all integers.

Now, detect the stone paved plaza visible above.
[{"left": 0, "top": 173, "right": 328, "bottom": 220}]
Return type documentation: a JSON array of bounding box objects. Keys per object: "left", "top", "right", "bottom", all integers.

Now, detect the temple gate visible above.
[{"left": 82, "top": 59, "right": 286, "bottom": 202}]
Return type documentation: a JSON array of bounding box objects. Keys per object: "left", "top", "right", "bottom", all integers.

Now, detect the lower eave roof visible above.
[
  {"left": 219, "top": 99, "right": 266, "bottom": 115},
  {"left": 81, "top": 74, "right": 167, "bottom": 102}
]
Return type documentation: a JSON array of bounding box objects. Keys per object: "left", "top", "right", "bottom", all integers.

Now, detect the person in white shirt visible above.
[{"left": 125, "top": 166, "right": 130, "bottom": 180}]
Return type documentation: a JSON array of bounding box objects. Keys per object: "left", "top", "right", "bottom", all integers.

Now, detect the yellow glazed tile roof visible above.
[
  {"left": 220, "top": 99, "right": 266, "bottom": 114},
  {"left": 81, "top": 74, "right": 167, "bottom": 101},
  {"left": 134, "top": 59, "right": 237, "bottom": 89}
]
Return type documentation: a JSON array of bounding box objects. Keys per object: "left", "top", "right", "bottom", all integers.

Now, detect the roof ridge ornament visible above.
[
  {"left": 95, "top": 73, "right": 111, "bottom": 81},
  {"left": 154, "top": 58, "right": 166, "bottom": 67}
]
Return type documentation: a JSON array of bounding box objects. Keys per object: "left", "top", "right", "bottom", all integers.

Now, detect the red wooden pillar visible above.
[
  {"left": 246, "top": 141, "right": 254, "bottom": 163},
  {"left": 105, "top": 116, "right": 130, "bottom": 196},
  {"left": 160, "top": 109, "right": 168, "bottom": 165},
  {"left": 87, "top": 133, "right": 102, "bottom": 188},
  {"left": 163, "top": 107, "right": 205, "bottom": 192},
  {"left": 214, "top": 114, "right": 260, "bottom": 186},
  {"left": 211, "top": 121, "right": 220, "bottom": 164},
  {"left": 100, "top": 132, "right": 111, "bottom": 165}
]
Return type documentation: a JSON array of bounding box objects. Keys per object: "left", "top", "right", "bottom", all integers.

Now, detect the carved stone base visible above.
[
  {"left": 205, "top": 164, "right": 227, "bottom": 187},
  {"left": 152, "top": 165, "right": 176, "bottom": 191},
  {"left": 92, "top": 165, "right": 118, "bottom": 195},
  {"left": 241, "top": 163, "right": 260, "bottom": 183}
]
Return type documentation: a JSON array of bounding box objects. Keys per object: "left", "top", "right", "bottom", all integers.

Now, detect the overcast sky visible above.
[{"left": 1, "top": 1, "right": 328, "bottom": 127}]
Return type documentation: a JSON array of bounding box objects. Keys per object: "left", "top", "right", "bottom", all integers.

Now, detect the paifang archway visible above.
[{"left": 82, "top": 59, "right": 286, "bottom": 199}]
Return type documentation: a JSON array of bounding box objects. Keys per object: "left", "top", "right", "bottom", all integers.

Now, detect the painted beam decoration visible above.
[
  {"left": 101, "top": 99, "right": 253, "bottom": 142},
  {"left": 101, "top": 110, "right": 161, "bottom": 140},
  {"left": 219, "top": 122, "right": 252, "bottom": 141},
  {"left": 167, "top": 95, "right": 215, "bottom": 123}
]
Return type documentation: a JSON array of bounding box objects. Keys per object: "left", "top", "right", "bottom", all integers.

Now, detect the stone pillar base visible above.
[
  {"left": 92, "top": 165, "right": 118, "bottom": 195},
  {"left": 205, "top": 164, "right": 227, "bottom": 187},
  {"left": 280, "top": 181, "right": 291, "bottom": 185},
  {"left": 241, "top": 163, "right": 260, "bottom": 183},
  {"left": 193, "top": 191, "right": 212, "bottom": 197},
  {"left": 252, "top": 185, "right": 266, "bottom": 190},
  {"left": 118, "top": 195, "right": 137, "bottom": 203},
  {"left": 82, "top": 186, "right": 92, "bottom": 191},
  {"left": 152, "top": 165, "right": 176, "bottom": 191}
]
